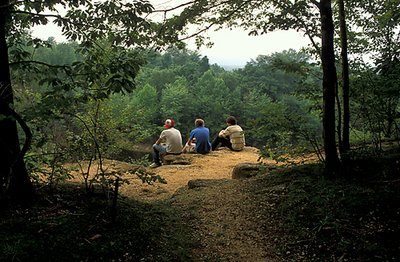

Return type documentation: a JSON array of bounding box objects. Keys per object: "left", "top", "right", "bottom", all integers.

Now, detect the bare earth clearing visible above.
[
  {"left": 70, "top": 147, "right": 283, "bottom": 261},
  {"left": 123, "top": 147, "right": 266, "bottom": 200}
]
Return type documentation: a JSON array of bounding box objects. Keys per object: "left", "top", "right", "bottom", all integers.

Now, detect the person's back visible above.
[
  {"left": 212, "top": 116, "right": 245, "bottom": 151},
  {"left": 150, "top": 118, "right": 182, "bottom": 168},
  {"left": 225, "top": 124, "right": 245, "bottom": 151},
  {"left": 189, "top": 125, "right": 211, "bottom": 154},
  {"left": 160, "top": 127, "right": 182, "bottom": 154}
]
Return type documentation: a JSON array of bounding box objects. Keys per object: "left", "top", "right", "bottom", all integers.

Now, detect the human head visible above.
[
  {"left": 195, "top": 118, "right": 205, "bottom": 127},
  {"left": 226, "top": 116, "right": 237, "bottom": 125},
  {"left": 164, "top": 119, "right": 175, "bottom": 128}
]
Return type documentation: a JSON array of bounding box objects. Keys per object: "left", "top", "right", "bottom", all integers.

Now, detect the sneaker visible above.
[{"left": 149, "top": 162, "right": 161, "bottom": 168}]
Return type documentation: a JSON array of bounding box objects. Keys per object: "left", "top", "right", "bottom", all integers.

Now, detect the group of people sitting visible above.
[{"left": 150, "top": 116, "right": 245, "bottom": 168}]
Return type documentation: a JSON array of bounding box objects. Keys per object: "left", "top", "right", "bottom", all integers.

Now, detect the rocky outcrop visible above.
[
  {"left": 231, "top": 163, "right": 262, "bottom": 179},
  {"left": 187, "top": 179, "right": 230, "bottom": 189},
  {"left": 163, "top": 154, "right": 192, "bottom": 165}
]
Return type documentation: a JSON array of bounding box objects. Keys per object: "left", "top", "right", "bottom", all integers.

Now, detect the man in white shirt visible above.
[
  {"left": 212, "top": 116, "right": 245, "bottom": 151},
  {"left": 150, "top": 119, "right": 183, "bottom": 168}
]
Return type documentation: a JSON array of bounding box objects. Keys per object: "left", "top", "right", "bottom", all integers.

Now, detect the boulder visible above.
[
  {"left": 163, "top": 154, "right": 192, "bottom": 165},
  {"left": 231, "top": 163, "right": 261, "bottom": 179},
  {"left": 187, "top": 179, "right": 210, "bottom": 189},
  {"left": 187, "top": 179, "right": 228, "bottom": 189}
]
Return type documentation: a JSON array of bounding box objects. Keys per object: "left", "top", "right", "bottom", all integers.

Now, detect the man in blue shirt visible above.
[{"left": 186, "top": 118, "right": 211, "bottom": 154}]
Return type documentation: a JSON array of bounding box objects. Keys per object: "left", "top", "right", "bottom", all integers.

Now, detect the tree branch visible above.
[
  {"left": 310, "top": 0, "right": 320, "bottom": 9},
  {"left": 152, "top": 1, "right": 196, "bottom": 14},
  {"left": 177, "top": 0, "right": 253, "bottom": 42},
  {"left": 9, "top": 60, "right": 70, "bottom": 69},
  {"left": 3, "top": 106, "right": 32, "bottom": 169},
  {"left": 10, "top": 10, "right": 64, "bottom": 20}
]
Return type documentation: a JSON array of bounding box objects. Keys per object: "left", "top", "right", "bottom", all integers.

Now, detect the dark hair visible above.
[
  {"left": 226, "top": 116, "right": 237, "bottom": 125},
  {"left": 195, "top": 118, "right": 204, "bottom": 127}
]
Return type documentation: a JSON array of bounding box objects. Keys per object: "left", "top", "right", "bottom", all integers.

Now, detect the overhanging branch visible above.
[
  {"left": 177, "top": 0, "right": 253, "bottom": 42},
  {"left": 11, "top": 10, "right": 64, "bottom": 20},
  {"left": 9, "top": 60, "right": 70, "bottom": 69}
]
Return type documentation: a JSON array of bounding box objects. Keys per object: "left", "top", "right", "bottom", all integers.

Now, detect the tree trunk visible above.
[
  {"left": 338, "top": 0, "right": 350, "bottom": 155},
  {"left": 0, "top": 3, "right": 33, "bottom": 203},
  {"left": 319, "top": 0, "right": 341, "bottom": 174}
]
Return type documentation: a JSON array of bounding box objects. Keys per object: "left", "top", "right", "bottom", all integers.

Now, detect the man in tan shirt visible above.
[{"left": 211, "top": 116, "right": 245, "bottom": 151}]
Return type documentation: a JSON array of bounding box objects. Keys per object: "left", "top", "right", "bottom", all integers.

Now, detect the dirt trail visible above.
[{"left": 125, "top": 146, "right": 277, "bottom": 261}]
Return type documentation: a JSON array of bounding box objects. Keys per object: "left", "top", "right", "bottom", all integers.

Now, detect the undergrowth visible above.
[
  {"left": 0, "top": 184, "right": 194, "bottom": 261},
  {"left": 255, "top": 149, "right": 400, "bottom": 261}
]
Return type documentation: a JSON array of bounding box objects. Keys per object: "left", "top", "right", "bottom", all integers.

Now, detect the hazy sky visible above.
[
  {"left": 189, "top": 29, "right": 309, "bottom": 66},
  {"left": 31, "top": 1, "right": 310, "bottom": 67},
  {"left": 148, "top": 0, "right": 310, "bottom": 66}
]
